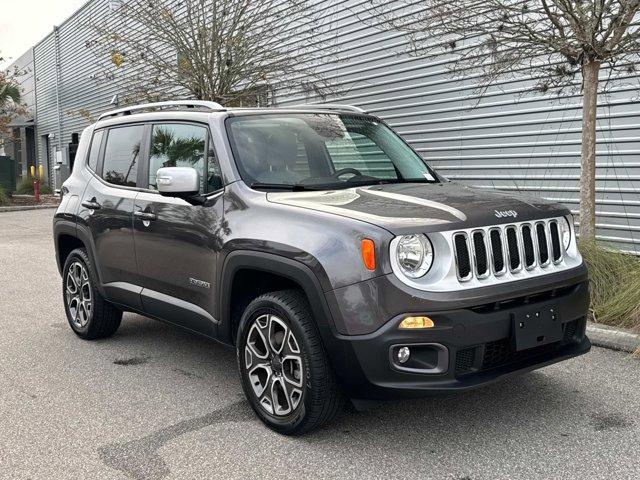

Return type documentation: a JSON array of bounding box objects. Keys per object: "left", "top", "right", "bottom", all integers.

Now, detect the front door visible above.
[{"left": 133, "top": 122, "right": 224, "bottom": 338}]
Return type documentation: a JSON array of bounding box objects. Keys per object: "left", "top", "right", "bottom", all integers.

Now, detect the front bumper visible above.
[{"left": 322, "top": 267, "right": 590, "bottom": 400}]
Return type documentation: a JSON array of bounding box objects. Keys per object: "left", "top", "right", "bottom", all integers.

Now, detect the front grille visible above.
[
  {"left": 453, "top": 233, "right": 472, "bottom": 280},
  {"left": 536, "top": 223, "right": 550, "bottom": 265},
  {"left": 453, "top": 218, "right": 567, "bottom": 282},
  {"left": 489, "top": 229, "right": 505, "bottom": 274},
  {"left": 549, "top": 221, "right": 562, "bottom": 263},
  {"left": 505, "top": 226, "right": 521, "bottom": 271},
  {"left": 521, "top": 224, "right": 535, "bottom": 269},
  {"left": 472, "top": 231, "right": 488, "bottom": 277}
]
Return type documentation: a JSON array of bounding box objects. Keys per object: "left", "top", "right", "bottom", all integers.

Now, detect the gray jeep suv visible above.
[{"left": 53, "top": 101, "right": 590, "bottom": 434}]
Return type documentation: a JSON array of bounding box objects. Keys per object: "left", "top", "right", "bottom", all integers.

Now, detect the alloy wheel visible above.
[
  {"left": 244, "top": 314, "right": 304, "bottom": 416},
  {"left": 65, "top": 261, "right": 93, "bottom": 328}
]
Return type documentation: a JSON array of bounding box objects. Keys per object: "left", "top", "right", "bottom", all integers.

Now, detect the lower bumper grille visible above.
[
  {"left": 455, "top": 346, "right": 476, "bottom": 373},
  {"left": 454, "top": 318, "right": 582, "bottom": 376}
]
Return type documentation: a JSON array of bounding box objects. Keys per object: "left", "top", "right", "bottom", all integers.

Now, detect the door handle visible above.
[
  {"left": 81, "top": 200, "right": 101, "bottom": 210},
  {"left": 134, "top": 211, "right": 157, "bottom": 221}
]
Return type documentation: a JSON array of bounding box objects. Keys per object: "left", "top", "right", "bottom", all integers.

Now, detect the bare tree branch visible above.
[
  {"left": 85, "top": 0, "right": 334, "bottom": 105},
  {"left": 365, "top": 0, "right": 640, "bottom": 240}
]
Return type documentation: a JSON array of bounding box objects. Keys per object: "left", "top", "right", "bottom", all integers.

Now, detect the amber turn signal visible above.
[
  {"left": 361, "top": 238, "right": 376, "bottom": 271},
  {"left": 398, "top": 316, "right": 435, "bottom": 329}
]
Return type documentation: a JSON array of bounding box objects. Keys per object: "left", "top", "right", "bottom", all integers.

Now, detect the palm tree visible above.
[
  {"left": 0, "top": 79, "right": 22, "bottom": 155},
  {"left": 0, "top": 82, "right": 21, "bottom": 108}
]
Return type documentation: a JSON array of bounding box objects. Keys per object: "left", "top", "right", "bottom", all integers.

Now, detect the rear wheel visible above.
[
  {"left": 62, "top": 248, "right": 122, "bottom": 339},
  {"left": 237, "top": 289, "right": 343, "bottom": 434}
]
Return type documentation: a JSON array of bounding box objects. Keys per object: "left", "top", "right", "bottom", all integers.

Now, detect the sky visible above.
[{"left": 0, "top": 0, "right": 88, "bottom": 68}]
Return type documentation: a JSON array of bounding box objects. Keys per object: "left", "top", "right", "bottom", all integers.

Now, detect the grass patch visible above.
[{"left": 580, "top": 240, "right": 640, "bottom": 332}]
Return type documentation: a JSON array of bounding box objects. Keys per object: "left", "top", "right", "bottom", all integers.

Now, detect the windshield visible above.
[{"left": 225, "top": 113, "right": 438, "bottom": 190}]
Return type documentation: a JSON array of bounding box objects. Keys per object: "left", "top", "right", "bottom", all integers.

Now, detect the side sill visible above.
[
  {"left": 103, "top": 282, "right": 143, "bottom": 310},
  {"left": 140, "top": 287, "right": 218, "bottom": 338}
]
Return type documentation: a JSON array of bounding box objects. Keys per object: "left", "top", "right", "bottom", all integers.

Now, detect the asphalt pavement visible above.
[{"left": 1, "top": 209, "right": 639, "bottom": 479}]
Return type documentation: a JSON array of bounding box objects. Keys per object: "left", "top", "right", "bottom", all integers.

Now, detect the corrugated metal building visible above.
[{"left": 10, "top": 0, "right": 640, "bottom": 252}]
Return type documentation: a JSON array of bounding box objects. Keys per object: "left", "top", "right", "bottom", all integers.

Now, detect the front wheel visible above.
[{"left": 237, "top": 290, "right": 344, "bottom": 435}]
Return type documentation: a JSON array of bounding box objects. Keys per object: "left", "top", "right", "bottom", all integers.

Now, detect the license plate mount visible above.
[{"left": 512, "top": 307, "right": 563, "bottom": 351}]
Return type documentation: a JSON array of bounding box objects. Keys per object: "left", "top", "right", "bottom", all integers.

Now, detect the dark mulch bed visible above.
[{"left": 7, "top": 194, "right": 60, "bottom": 206}]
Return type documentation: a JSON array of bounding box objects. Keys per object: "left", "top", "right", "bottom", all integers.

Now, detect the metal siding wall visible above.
[
  {"left": 33, "top": 33, "right": 57, "bottom": 178},
  {"left": 57, "top": 1, "right": 120, "bottom": 146},
  {"left": 33, "top": 0, "right": 186, "bottom": 182},
  {"left": 273, "top": 1, "right": 640, "bottom": 254},
  {"left": 9, "top": 49, "right": 36, "bottom": 115},
  {"left": 26, "top": 0, "right": 640, "bottom": 252}
]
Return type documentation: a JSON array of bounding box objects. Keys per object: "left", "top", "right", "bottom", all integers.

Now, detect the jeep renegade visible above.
[{"left": 53, "top": 101, "right": 590, "bottom": 434}]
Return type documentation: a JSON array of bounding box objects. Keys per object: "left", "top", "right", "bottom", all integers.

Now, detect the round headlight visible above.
[
  {"left": 395, "top": 234, "right": 433, "bottom": 278},
  {"left": 561, "top": 216, "right": 572, "bottom": 250}
]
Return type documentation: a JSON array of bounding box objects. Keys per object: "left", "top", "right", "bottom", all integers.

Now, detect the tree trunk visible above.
[{"left": 579, "top": 59, "right": 600, "bottom": 242}]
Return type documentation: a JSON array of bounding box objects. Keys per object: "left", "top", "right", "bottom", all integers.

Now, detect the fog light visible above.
[
  {"left": 399, "top": 316, "right": 434, "bottom": 329},
  {"left": 397, "top": 346, "right": 411, "bottom": 364}
]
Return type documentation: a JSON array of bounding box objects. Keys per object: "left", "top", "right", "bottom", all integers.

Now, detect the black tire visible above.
[
  {"left": 236, "top": 289, "right": 344, "bottom": 435},
  {"left": 62, "top": 248, "right": 122, "bottom": 340}
]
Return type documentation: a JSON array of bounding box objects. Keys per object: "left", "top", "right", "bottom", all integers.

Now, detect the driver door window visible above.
[{"left": 148, "top": 123, "right": 221, "bottom": 193}]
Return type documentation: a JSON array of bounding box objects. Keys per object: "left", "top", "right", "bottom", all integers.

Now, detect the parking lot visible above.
[{"left": 0, "top": 208, "right": 639, "bottom": 479}]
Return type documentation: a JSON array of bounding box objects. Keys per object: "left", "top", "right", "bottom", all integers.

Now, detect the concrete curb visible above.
[
  {"left": 587, "top": 322, "right": 640, "bottom": 353},
  {"left": 0, "top": 205, "right": 58, "bottom": 213}
]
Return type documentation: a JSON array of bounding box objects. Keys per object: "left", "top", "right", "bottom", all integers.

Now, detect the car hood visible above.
[{"left": 267, "top": 182, "right": 568, "bottom": 234}]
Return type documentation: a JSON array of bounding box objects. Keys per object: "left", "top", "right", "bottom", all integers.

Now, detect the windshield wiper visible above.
[
  {"left": 251, "top": 178, "right": 437, "bottom": 192},
  {"left": 346, "top": 178, "right": 436, "bottom": 187},
  {"left": 250, "top": 182, "right": 318, "bottom": 191}
]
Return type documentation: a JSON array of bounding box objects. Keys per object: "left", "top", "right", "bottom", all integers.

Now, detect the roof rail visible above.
[
  {"left": 97, "top": 100, "right": 226, "bottom": 121},
  {"left": 287, "top": 103, "right": 367, "bottom": 114}
]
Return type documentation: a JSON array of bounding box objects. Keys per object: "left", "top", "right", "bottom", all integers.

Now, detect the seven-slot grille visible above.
[{"left": 453, "top": 219, "right": 564, "bottom": 282}]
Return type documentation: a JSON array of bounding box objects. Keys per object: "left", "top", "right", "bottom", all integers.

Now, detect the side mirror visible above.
[{"left": 156, "top": 167, "right": 199, "bottom": 198}]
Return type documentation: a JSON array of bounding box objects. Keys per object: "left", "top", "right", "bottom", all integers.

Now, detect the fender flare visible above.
[
  {"left": 53, "top": 219, "right": 77, "bottom": 274},
  {"left": 54, "top": 220, "right": 105, "bottom": 295},
  {"left": 218, "top": 250, "right": 337, "bottom": 345}
]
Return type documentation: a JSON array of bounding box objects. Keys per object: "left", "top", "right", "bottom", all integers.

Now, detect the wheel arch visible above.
[
  {"left": 54, "top": 220, "right": 103, "bottom": 289},
  {"left": 54, "top": 219, "right": 82, "bottom": 274},
  {"left": 218, "top": 250, "right": 337, "bottom": 346}
]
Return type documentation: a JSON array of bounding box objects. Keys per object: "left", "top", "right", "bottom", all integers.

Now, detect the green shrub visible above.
[
  {"left": 15, "top": 176, "right": 34, "bottom": 194},
  {"left": 580, "top": 240, "right": 640, "bottom": 331},
  {"left": 40, "top": 182, "right": 52, "bottom": 194},
  {"left": 15, "top": 176, "right": 52, "bottom": 195},
  {"left": 0, "top": 187, "right": 9, "bottom": 206}
]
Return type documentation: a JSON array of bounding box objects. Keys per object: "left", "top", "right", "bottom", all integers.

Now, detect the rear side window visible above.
[
  {"left": 102, "top": 125, "right": 144, "bottom": 187},
  {"left": 87, "top": 130, "right": 103, "bottom": 171}
]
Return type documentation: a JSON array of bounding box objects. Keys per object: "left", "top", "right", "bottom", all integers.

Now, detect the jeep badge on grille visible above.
[{"left": 494, "top": 210, "right": 518, "bottom": 219}]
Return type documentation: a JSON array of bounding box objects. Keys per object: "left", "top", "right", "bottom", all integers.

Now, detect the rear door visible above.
[
  {"left": 78, "top": 124, "right": 146, "bottom": 309},
  {"left": 133, "top": 122, "right": 224, "bottom": 337}
]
